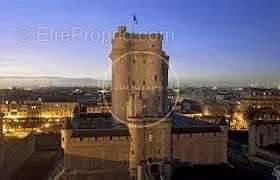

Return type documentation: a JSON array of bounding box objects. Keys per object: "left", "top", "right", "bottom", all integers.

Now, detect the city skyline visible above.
[{"left": 0, "top": 0, "right": 280, "bottom": 87}]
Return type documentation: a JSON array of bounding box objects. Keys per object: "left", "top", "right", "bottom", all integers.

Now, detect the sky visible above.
[{"left": 0, "top": 0, "right": 280, "bottom": 86}]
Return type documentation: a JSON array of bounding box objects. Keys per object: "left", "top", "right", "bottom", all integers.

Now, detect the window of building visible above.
[
  {"left": 62, "top": 138, "right": 64, "bottom": 141},
  {"left": 143, "top": 59, "right": 146, "bottom": 64},
  {"left": 155, "top": 75, "right": 157, "bottom": 81},
  {"left": 152, "top": 44, "right": 155, "bottom": 48},
  {"left": 11, "top": 112, "right": 17, "bottom": 116},
  {"left": 80, "top": 137, "right": 83, "bottom": 141},
  {"left": 267, "top": 126, "right": 272, "bottom": 135},
  {"left": 143, "top": 81, "right": 145, "bottom": 86},
  {"left": 131, "top": 150, "right": 134, "bottom": 155},
  {"left": 158, "top": 150, "right": 160, "bottom": 154},
  {"left": 110, "top": 136, "right": 113, "bottom": 140},
  {"left": 149, "top": 134, "right": 152, "bottom": 143},
  {"left": 140, "top": 91, "right": 142, "bottom": 99},
  {"left": 95, "top": 137, "right": 98, "bottom": 141}
]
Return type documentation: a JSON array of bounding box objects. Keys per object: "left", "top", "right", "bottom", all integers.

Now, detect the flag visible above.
[{"left": 133, "top": 14, "right": 138, "bottom": 24}]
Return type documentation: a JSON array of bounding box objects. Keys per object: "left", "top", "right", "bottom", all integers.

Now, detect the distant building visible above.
[
  {"left": 248, "top": 108, "right": 280, "bottom": 155},
  {"left": 86, "top": 103, "right": 112, "bottom": 114},
  {"left": 0, "top": 100, "right": 77, "bottom": 120},
  {"left": 241, "top": 88, "right": 280, "bottom": 111},
  {"left": 232, "top": 88, "right": 280, "bottom": 130}
]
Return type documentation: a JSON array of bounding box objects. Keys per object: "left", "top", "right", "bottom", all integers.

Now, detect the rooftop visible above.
[{"left": 69, "top": 113, "right": 222, "bottom": 137}]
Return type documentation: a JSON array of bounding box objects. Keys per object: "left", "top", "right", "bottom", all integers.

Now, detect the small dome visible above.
[{"left": 62, "top": 118, "right": 73, "bottom": 129}]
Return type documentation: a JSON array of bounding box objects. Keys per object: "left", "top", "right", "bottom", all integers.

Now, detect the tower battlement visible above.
[{"left": 115, "top": 25, "right": 163, "bottom": 40}]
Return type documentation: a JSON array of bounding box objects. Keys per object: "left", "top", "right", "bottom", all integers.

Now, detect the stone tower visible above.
[
  {"left": 127, "top": 93, "right": 171, "bottom": 177},
  {"left": 110, "top": 26, "right": 169, "bottom": 124},
  {"left": 111, "top": 26, "right": 171, "bottom": 177},
  {"left": 61, "top": 118, "right": 73, "bottom": 170}
]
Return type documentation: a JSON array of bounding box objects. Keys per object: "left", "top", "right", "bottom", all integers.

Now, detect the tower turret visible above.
[{"left": 61, "top": 118, "right": 73, "bottom": 151}]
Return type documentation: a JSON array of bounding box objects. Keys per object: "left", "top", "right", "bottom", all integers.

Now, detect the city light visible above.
[{"left": 43, "top": 123, "right": 51, "bottom": 128}]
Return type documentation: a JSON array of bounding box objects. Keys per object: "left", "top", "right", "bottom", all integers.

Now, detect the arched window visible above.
[{"left": 154, "top": 75, "right": 157, "bottom": 81}]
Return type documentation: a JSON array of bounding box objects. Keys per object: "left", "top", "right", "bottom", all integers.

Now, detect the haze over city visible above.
[{"left": 0, "top": 0, "right": 280, "bottom": 87}]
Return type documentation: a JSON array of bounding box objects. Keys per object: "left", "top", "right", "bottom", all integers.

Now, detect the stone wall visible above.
[
  {"left": 34, "top": 133, "right": 61, "bottom": 151},
  {"left": 62, "top": 131, "right": 227, "bottom": 171},
  {"left": 172, "top": 132, "right": 227, "bottom": 164},
  {"left": 63, "top": 135, "right": 130, "bottom": 170}
]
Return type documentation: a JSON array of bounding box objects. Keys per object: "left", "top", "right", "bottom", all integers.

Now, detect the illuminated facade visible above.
[
  {"left": 232, "top": 88, "right": 280, "bottom": 130},
  {"left": 248, "top": 109, "right": 280, "bottom": 155},
  {"left": 241, "top": 88, "right": 280, "bottom": 111},
  {"left": 0, "top": 101, "right": 77, "bottom": 120},
  {"left": 86, "top": 103, "right": 112, "bottom": 114},
  {"left": 40, "top": 102, "right": 77, "bottom": 119}
]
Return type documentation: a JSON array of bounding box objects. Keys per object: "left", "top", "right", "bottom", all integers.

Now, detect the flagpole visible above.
[
  {"left": 132, "top": 14, "right": 134, "bottom": 34},
  {"left": 131, "top": 14, "right": 137, "bottom": 52},
  {"left": 132, "top": 13, "right": 136, "bottom": 35}
]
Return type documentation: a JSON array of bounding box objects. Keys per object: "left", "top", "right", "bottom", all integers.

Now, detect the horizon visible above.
[
  {"left": 0, "top": 0, "right": 280, "bottom": 87},
  {"left": 0, "top": 76, "right": 279, "bottom": 88}
]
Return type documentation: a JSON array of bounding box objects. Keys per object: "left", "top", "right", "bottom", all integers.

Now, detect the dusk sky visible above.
[{"left": 0, "top": 0, "right": 280, "bottom": 86}]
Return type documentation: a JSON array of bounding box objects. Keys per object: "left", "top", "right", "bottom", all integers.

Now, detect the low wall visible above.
[
  {"left": 228, "top": 140, "right": 274, "bottom": 179},
  {"left": 256, "top": 148, "right": 280, "bottom": 164},
  {"left": 3, "top": 134, "right": 34, "bottom": 179},
  {"left": 34, "top": 133, "right": 61, "bottom": 151}
]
